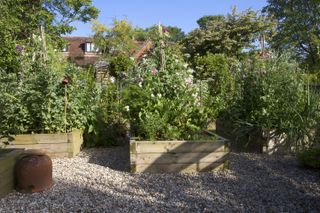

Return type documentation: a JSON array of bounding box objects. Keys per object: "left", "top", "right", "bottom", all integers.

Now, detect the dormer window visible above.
[{"left": 85, "top": 42, "right": 97, "bottom": 52}]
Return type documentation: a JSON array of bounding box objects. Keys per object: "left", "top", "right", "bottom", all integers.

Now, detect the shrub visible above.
[
  {"left": 298, "top": 148, "right": 320, "bottom": 169},
  {"left": 109, "top": 55, "right": 134, "bottom": 79},
  {"left": 226, "top": 53, "right": 320, "bottom": 151},
  {"left": 194, "top": 53, "right": 238, "bottom": 118}
]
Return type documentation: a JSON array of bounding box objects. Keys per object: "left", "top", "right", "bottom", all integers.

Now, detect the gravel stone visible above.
[{"left": 1, "top": 146, "right": 319, "bottom": 212}]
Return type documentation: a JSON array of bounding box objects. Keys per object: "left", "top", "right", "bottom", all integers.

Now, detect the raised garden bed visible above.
[
  {"left": 130, "top": 132, "right": 229, "bottom": 173},
  {"left": 2, "top": 130, "right": 83, "bottom": 158},
  {"left": 215, "top": 119, "right": 289, "bottom": 154},
  {"left": 0, "top": 149, "right": 25, "bottom": 198}
]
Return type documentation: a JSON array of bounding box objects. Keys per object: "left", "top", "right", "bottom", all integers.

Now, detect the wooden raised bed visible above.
[
  {"left": 215, "top": 119, "right": 290, "bottom": 154},
  {"left": 130, "top": 135, "right": 229, "bottom": 173},
  {"left": 0, "top": 149, "right": 24, "bottom": 198},
  {"left": 2, "top": 130, "right": 83, "bottom": 158}
]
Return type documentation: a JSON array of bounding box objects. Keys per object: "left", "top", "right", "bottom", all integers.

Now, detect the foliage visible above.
[
  {"left": 0, "top": 0, "right": 98, "bottom": 75},
  {"left": 0, "top": 0, "right": 99, "bottom": 41},
  {"left": 109, "top": 55, "right": 134, "bottom": 79},
  {"left": 0, "top": 36, "right": 99, "bottom": 135},
  {"left": 92, "top": 19, "right": 138, "bottom": 57},
  {"left": 91, "top": 19, "right": 143, "bottom": 146},
  {"left": 194, "top": 53, "right": 238, "bottom": 118},
  {"left": 182, "top": 8, "right": 275, "bottom": 60},
  {"left": 145, "top": 25, "right": 185, "bottom": 42},
  {"left": 84, "top": 81, "right": 128, "bottom": 147},
  {"left": 298, "top": 148, "right": 320, "bottom": 169},
  {"left": 263, "top": 0, "right": 320, "bottom": 71},
  {"left": 122, "top": 33, "right": 209, "bottom": 140},
  {"left": 133, "top": 27, "right": 149, "bottom": 41},
  {"left": 227, "top": 53, "right": 320, "bottom": 150}
]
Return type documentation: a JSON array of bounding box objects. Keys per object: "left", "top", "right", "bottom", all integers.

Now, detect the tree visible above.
[
  {"left": 0, "top": 0, "right": 99, "bottom": 40},
  {"left": 263, "top": 0, "right": 320, "bottom": 71},
  {"left": 133, "top": 27, "right": 148, "bottom": 41},
  {"left": 145, "top": 25, "right": 185, "bottom": 42},
  {"left": 196, "top": 15, "right": 225, "bottom": 30},
  {"left": 182, "top": 8, "right": 274, "bottom": 60},
  {"left": 92, "top": 19, "right": 138, "bottom": 57},
  {"left": 0, "top": 0, "right": 99, "bottom": 73}
]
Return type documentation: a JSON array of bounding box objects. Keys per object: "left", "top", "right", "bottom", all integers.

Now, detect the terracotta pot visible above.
[{"left": 15, "top": 151, "right": 54, "bottom": 193}]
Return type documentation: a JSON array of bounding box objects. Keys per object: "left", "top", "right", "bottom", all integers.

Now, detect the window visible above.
[{"left": 85, "top": 42, "right": 97, "bottom": 52}]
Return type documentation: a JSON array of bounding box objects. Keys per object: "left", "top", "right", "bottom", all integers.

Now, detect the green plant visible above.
[
  {"left": 227, "top": 53, "right": 320, "bottom": 151},
  {"left": 182, "top": 8, "right": 275, "bottom": 60},
  {"left": 263, "top": 0, "right": 320, "bottom": 71},
  {"left": 122, "top": 30, "right": 209, "bottom": 140},
  {"left": 194, "top": 53, "right": 238, "bottom": 118},
  {"left": 85, "top": 80, "right": 128, "bottom": 147},
  {"left": 298, "top": 148, "right": 320, "bottom": 169},
  {"left": 109, "top": 55, "right": 134, "bottom": 79},
  {"left": 0, "top": 35, "right": 99, "bottom": 135}
]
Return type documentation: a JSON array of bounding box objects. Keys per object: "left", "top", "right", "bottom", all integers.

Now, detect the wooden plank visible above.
[
  {"left": 135, "top": 152, "right": 229, "bottom": 164},
  {"left": 9, "top": 134, "right": 68, "bottom": 145},
  {"left": 0, "top": 156, "right": 15, "bottom": 174},
  {"left": 134, "top": 141, "right": 228, "bottom": 153},
  {"left": 5, "top": 143, "right": 69, "bottom": 153},
  {"left": 68, "top": 131, "right": 83, "bottom": 157},
  {"left": 0, "top": 169, "right": 14, "bottom": 188},
  {"left": 133, "top": 139, "right": 228, "bottom": 144},
  {"left": 0, "top": 149, "right": 24, "bottom": 173},
  {"left": 48, "top": 152, "right": 69, "bottom": 158},
  {"left": 134, "top": 161, "right": 228, "bottom": 173},
  {"left": 0, "top": 160, "right": 15, "bottom": 199},
  {"left": 0, "top": 180, "right": 14, "bottom": 198}
]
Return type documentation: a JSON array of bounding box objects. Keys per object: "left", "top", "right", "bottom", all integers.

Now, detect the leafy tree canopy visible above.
[
  {"left": 145, "top": 25, "right": 185, "bottom": 42},
  {"left": 182, "top": 8, "right": 275, "bottom": 60},
  {"left": 92, "top": 19, "right": 138, "bottom": 57},
  {"left": 0, "top": 0, "right": 98, "bottom": 72},
  {"left": 0, "top": 0, "right": 99, "bottom": 41},
  {"left": 263, "top": 0, "right": 320, "bottom": 71}
]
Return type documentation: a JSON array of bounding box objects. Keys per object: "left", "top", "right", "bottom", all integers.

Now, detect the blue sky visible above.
[{"left": 70, "top": 0, "right": 267, "bottom": 36}]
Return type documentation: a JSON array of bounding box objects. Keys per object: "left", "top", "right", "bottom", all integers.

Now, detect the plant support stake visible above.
[
  {"left": 64, "top": 84, "right": 67, "bottom": 133},
  {"left": 62, "top": 77, "right": 69, "bottom": 133}
]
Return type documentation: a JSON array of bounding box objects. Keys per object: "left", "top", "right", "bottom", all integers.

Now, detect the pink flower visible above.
[
  {"left": 151, "top": 68, "right": 158, "bottom": 76},
  {"left": 185, "top": 78, "right": 193, "bottom": 86}
]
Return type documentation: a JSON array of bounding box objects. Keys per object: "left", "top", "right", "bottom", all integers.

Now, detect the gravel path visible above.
[{"left": 1, "top": 146, "right": 320, "bottom": 212}]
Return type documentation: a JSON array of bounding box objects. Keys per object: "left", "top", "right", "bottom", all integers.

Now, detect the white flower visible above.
[
  {"left": 187, "top": 68, "right": 194, "bottom": 74},
  {"left": 110, "top": 76, "right": 115, "bottom": 83},
  {"left": 124, "top": 106, "right": 130, "bottom": 112},
  {"left": 191, "top": 92, "right": 198, "bottom": 98}
]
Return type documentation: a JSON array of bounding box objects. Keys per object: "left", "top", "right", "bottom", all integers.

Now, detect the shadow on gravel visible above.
[
  {"left": 82, "top": 144, "right": 131, "bottom": 172},
  {"left": 197, "top": 153, "right": 320, "bottom": 212}
]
